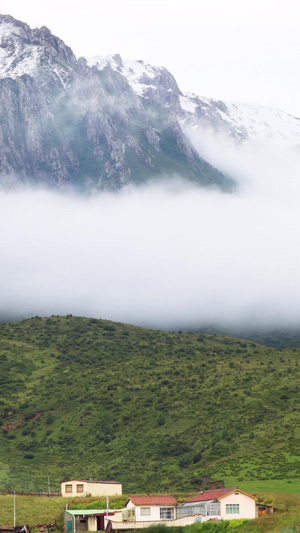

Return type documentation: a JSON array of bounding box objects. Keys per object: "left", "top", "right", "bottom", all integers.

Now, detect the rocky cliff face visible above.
[
  {"left": 0, "top": 15, "right": 299, "bottom": 193},
  {"left": 0, "top": 15, "right": 231, "bottom": 192}
]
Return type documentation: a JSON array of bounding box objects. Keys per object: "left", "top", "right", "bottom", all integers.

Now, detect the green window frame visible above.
[
  {"left": 160, "top": 507, "right": 174, "bottom": 520},
  {"left": 226, "top": 504, "right": 239, "bottom": 514}
]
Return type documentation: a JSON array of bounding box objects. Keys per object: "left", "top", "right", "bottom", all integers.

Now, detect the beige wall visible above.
[
  {"left": 87, "top": 516, "right": 97, "bottom": 531},
  {"left": 61, "top": 480, "right": 122, "bottom": 497},
  {"left": 109, "top": 511, "right": 123, "bottom": 523},
  {"left": 220, "top": 492, "right": 256, "bottom": 520}
]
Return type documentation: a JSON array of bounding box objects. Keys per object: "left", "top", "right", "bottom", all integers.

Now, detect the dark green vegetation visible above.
[
  {"left": 1, "top": 316, "right": 300, "bottom": 494},
  {"left": 188, "top": 326, "right": 300, "bottom": 349},
  {"left": 140, "top": 523, "right": 248, "bottom": 533}
]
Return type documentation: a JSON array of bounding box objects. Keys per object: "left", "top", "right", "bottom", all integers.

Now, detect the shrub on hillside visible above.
[
  {"left": 184, "top": 520, "right": 248, "bottom": 533},
  {"left": 145, "top": 526, "right": 181, "bottom": 533},
  {"left": 157, "top": 413, "right": 166, "bottom": 426}
]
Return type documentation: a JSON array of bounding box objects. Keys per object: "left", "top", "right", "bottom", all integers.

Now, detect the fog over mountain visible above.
[
  {"left": 2, "top": 133, "right": 300, "bottom": 330},
  {"left": 1, "top": 15, "right": 300, "bottom": 330}
]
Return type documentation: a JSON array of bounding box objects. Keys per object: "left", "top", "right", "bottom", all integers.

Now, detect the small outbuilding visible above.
[
  {"left": 256, "top": 503, "right": 276, "bottom": 517},
  {"left": 64, "top": 510, "right": 119, "bottom": 532},
  {"left": 61, "top": 479, "right": 122, "bottom": 498}
]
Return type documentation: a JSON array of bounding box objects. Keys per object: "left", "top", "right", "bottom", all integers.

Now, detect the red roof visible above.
[
  {"left": 61, "top": 479, "right": 121, "bottom": 484},
  {"left": 128, "top": 495, "right": 177, "bottom": 506},
  {"left": 186, "top": 488, "right": 236, "bottom": 503}
]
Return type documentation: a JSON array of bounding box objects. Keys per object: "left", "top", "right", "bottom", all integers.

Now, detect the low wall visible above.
[{"left": 105, "top": 515, "right": 212, "bottom": 529}]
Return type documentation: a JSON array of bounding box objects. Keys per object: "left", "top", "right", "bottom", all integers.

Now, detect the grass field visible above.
[{"left": 0, "top": 495, "right": 66, "bottom": 527}]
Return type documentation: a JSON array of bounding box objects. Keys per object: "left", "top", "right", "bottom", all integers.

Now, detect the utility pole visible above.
[
  {"left": 13, "top": 491, "right": 16, "bottom": 527},
  {"left": 48, "top": 476, "right": 51, "bottom": 497}
]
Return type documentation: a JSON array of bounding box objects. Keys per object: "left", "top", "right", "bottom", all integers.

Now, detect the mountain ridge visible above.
[
  {"left": 0, "top": 15, "right": 299, "bottom": 193},
  {"left": 0, "top": 14, "right": 230, "bottom": 192}
]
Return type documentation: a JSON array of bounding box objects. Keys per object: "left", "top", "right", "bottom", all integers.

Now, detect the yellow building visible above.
[{"left": 61, "top": 479, "right": 122, "bottom": 498}]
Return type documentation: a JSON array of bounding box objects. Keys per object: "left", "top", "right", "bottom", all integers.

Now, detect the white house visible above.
[
  {"left": 61, "top": 479, "right": 122, "bottom": 498},
  {"left": 105, "top": 495, "right": 200, "bottom": 530},
  {"left": 123, "top": 495, "right": 178, "bottom": 522},
  {"left": 103, "top": 489, "right": 260, "bottom": 531},
  {"left": 181, "top": 487, "right": 257, "bottom": 520}
]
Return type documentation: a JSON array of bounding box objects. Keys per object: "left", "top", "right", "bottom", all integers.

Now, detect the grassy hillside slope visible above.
[{"left": 0, "top": 316, "right": 300, "bottom": 494}]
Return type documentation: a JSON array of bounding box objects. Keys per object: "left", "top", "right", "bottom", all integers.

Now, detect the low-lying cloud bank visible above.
[{"left": 1, "top": 130, "right": 300, "bottom": 330}]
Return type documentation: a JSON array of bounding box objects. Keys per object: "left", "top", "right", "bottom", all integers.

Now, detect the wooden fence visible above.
[{"left": 281, "top": 526, "right": 300, "bottom": 533}]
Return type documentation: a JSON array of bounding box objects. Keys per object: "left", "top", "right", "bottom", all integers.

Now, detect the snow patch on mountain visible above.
[
  {"left": 180, "top": 91, "right": 300, "bottom": 149},
  {"left": 0, "top": 21, "right": 24, "bottom": 39},
  {"left": 179, "top": 94, "right": 198, "bottom": 114},
  {"left": 0, "top": 22, "right": 41, "bottom": 79},
  {"left": 88, "top": 53, "right": 300, "bottom": 150},
  {"left": 0, "top": 15, "right": 77, "bottom": 83},
  {"left": 223, "top": 101, "right": 300, "bottom": 146},
  {"left": 88, "top": 55, "right": 166, "bottom": 97}
]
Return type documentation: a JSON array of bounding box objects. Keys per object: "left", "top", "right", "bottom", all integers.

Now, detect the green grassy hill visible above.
[{"left": 0, "top": 316, "right": 300, "bottom": 494}]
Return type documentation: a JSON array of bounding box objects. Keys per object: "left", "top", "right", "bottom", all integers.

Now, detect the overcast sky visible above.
[{"left": 1, "top": 0, "right": 300, "bottom": 116}]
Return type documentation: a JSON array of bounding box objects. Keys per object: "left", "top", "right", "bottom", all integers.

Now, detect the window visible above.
[
  {"left": 160, "top": 507, "right": 174, "bottom": 520},
  {"left": 76, "top": 484, "right": 84, "bottom": 493},
  {"left": 226, "top": 504, "right": 239, "bottom": 514},
  {"left": 141, "top": 508, "right": 151, "bottom": 516},
  {"left": 65, "top": 484, "right": 72, "bottom": 493},
  {"left": 122, "top": 508, "right": 135, "bottom": 522}
]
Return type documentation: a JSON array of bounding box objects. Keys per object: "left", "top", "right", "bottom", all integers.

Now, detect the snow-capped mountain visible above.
[
  {"left": 0, "top": 14, "right": 299, "bottom": 192},
  {"left": 0, "top": 15, "right": 228, "bottom": 191},
  {"left": 88, "top": 54, "right": 182, "bottom": 111},
  {"left": 90, "top": 53, "right": 300, "bottom": 148},
  {"left": 0, "top": 15, "right": 76, "bottom": 80},
  {"left": 180, "top": 93, "right": 300, "bottom": 148}
]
